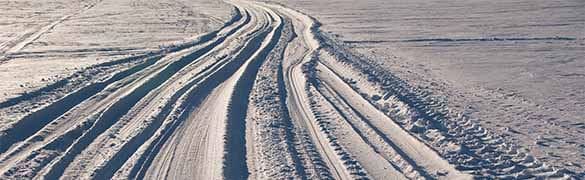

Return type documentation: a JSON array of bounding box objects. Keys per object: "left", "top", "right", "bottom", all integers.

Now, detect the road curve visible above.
[{"left": 0, "top": 0, "right": 571, "bottom": 179}]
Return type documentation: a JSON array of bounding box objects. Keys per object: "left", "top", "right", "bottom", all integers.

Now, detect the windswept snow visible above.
[{"left": 0, "top": 0, "right": 583, "bottom": 179}]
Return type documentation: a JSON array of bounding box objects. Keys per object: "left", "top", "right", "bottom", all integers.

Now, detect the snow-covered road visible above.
[{"left": 0, "top": 0, "right": 578, "bottom": 179}]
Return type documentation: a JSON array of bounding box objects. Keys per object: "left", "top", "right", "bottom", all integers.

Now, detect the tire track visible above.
[
  {"left": 268, "top": 2, "right": 470, "bottom": 179},
  {"left": 0, "top": 8, "right": 245, "bottom": 157},
  {"left": 223, "top": 11, "right": 283, "bottom": 180},
  {"left": 244, "top": 14, "right": 323, "bottom": 179},
  {"left": 0, "top": 6, "right": 249, "bottom": 179},
  {"left": 0, "top": 55, "right": 161, "bottom": 155},
  {"left": 316, "top": 59, "right": 468, "bottom": 179},
  {"left": 310, "top": 20, "right": 574, "bottom": 178},
  {"left": 315, "top": 78, "right": 422, "bottom": 179},
  {"left": 268, "top": 3, "right": 358, "bottom": 179},
  {"left": 114, "top": 6, "right": 272, "bottom": 180},
  {"left": 60, "top": 6, "right": 259, "bottom": 179},
  {"left": 39, "top": 6, "right": 254, "bottom": 179},
  {"left": 0, "top": 0, "right": 538, "bottom": 179},
  {"left": 139, "top": 3, "right": 278, "bottom": 179}
]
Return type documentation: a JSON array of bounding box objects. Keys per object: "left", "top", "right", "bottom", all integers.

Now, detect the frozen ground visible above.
[
  {"left": 270, "top": 0, "right": 585, "bottom": 174},
  {"left": 0, "top": 0, "right": 583, "bottom": 179}
]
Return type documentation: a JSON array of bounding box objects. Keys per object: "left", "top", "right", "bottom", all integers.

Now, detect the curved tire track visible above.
[{"left": 0, "top": 0, "right": 556, "bottom": 179}]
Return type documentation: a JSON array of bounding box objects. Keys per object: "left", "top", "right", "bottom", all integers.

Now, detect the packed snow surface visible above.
[{"left": 0, "top": 0, "right": 583, "bottom": 179}]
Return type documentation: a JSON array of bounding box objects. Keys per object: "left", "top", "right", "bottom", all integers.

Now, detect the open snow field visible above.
[{"left": 0, "top": 0, "right": 583, "bottom": 179}]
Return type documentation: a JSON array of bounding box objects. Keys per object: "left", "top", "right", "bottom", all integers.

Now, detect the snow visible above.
[
  {"left": 0, "top": 0, "right": 583, "bottom": 179},
  {"left": 0, "top": 0, "right": 231, "bottom": 102},
  {"left": 270, "top": 0, "right": 585, "bottom": 174}
]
